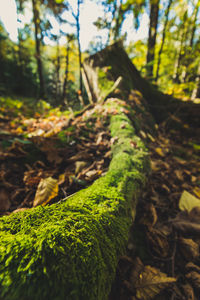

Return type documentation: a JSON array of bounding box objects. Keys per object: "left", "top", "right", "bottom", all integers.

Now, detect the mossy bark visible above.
[{"left": 0, "top": 98, "right": 150, "bottom": 300}]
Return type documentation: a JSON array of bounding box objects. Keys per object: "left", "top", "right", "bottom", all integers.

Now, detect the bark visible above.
[
  {"left": 32, "top": 0, "right": 45, "bottom": 99},
  {"left": 55, "top": 39, "right": 61, "bottom": 101},
  {"left": 76, "top": 0, "right": 83, "bottom": 95},
  {"left": 190, "top": 3, "right": 200, "bottom": 48},
  {"left": 155, "top": 0, "right": 173, "bottom": 81},
  {"left": 146, "top": 0, "right": 160, "bottom": 79},
  {"left": 62, "top": 41, "right": 70, "bottom": 105},
  {"left": 191, "top": 62, "right": 200, "bottom": 100},
  {"left": 83, "top": 41, "right": 200, "bottom": 127}
]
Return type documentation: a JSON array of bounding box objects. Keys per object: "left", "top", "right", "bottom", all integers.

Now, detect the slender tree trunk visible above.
[
  {"left": 32, "top": 0, "right": 45, "bottom": 99},
  {"left": 113, "top": 0, "right": 123, "bottom": 41},
  {"left": 155, "top": 0, "right": 172, "bottom": 81},
  {"left": 62, "top": 40, "right": 70, "bottom": 105},
  {"left": 190, "top": 3, "right": 199, "bottom": 48},
  {"left": 77, "top": 0, "right": 83, "bottom": 95},
  {"left": 146, "top": 0, "right": 160, "bottom": 79},
  {"left": 191, "top": 62, "right": 200, "bottom": 100},
  {"left": 55, "top": 39, "right": 61, "bottom": 100},
  {"left": 173, "top": 12, "right": 187, "bottom": 83}
]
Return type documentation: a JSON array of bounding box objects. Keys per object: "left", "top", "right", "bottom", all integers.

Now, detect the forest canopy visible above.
[{"left": 0, "top": 0, "right": 200, "bottom": 107}]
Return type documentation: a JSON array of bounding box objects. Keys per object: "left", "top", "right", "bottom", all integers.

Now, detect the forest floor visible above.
[
  {"left": 0, "top": 96, "right": 200, "bottom": 299},
  {"left": 109, "top": 113, "right": 200, "bottom": 300}
]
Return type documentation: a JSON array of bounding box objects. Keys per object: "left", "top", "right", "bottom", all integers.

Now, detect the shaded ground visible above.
[
  {"left": 109, "top": 114, "right": 200, "bottom": 300},
  {"left": 0, "top": 101, "right": 113, "bottom": 214}
]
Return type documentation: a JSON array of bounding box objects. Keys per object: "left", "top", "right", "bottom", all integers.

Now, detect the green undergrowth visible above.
[{"left": 0, "top": 98, "right": 150, "bottom": 300}]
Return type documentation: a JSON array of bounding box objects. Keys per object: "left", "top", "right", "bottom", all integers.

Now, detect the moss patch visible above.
[{"left": 0, "top": 98, "right": 150, "bottom": 300}]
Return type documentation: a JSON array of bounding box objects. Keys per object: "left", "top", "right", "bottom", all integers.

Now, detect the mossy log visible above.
[
  {"left": 83, "top": 41, "right": 200, "bottom": 127},
  {"left": 0, "top": 96, "right": 150, "bottom": 299}
]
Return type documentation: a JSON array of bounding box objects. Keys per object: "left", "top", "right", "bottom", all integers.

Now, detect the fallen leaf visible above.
[
  {"left": 135, "top": 265, "right": 176, "bottom": 299},
  {"left": 186, "top": 271, "right": 200, "bottom": 290},
  {"left": 155, "top": 147, "right": 165, "bottom": 157},
  {"left": 181, "top": 283, "right": 195, "bottom": 300},
  {"left": 193, "top": 187, "right": 200, "bottom": 199},
  {"left": 179, "top": 190, "right": 200, "bottom": 212},
  {"left": 33, "top": 177, "right": 58, "bottom": 207},
  {"left": 0, "top": 189, "right": 11, "bottom": 212},
  {"left": 146, "top": 228, "right": 169, "bottom": 258},
  {"left": 179, "top": 238, "right": 199, "bottom": 261},
  {"left": 186, "top": 262, "right": 200, "bottom": 274},
  {"left": 75, "top": 161, "right": 89, "bottom": 175}
]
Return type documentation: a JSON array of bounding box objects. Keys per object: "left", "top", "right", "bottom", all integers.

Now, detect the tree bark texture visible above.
[
  {"left": 83, "top": 41, "right": 200, "bottom": 127},
  {"left": 32, "top": 0, "right": 45, "bottom": 99},
  {"left": 146, "top": 0, "right": 160, "bottom": 78},
  {"left": 155, "top": 0, "right": 173, "bottom": 81}
]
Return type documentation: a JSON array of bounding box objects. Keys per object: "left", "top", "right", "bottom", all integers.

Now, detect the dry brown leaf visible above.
[
  {"left": 33, "top": 177, "right": 58, "bottom": 207},
  {"left": 181, "top": 283, "right": 195, "bottom": 300},
  {"left": 130, "top": 257, "right": 144, "bottom": 284},
  {"left": 186, "top": 271, "right": 200, "bottom": 290},
  {"left": 171, "top": 210, "right": 200, "bottom": 236},
  {"left": 85, "top": 169, "right": 102, "bottom": 181},
  {"left": 146, "top": 228, "right": 169, "bottom": 258},
  {"left": 179, "top": 238, "right": 199, "bottom": 261},
  {"left": 139, "top": 203, "right": 158, "bottom": 228},
  {"left": 75, "top": 161, "right": 89, "bottom": 175},
  {"left": 150, "top": 160, "right": 160, "bottom": 172},
  {"left": 174, "top": 169, "right": 184, "bottom": 181},
  {"left": 186, "top": 262, "right": 200, "bottom": 274},
  {"left": 0, "top": 189, "right": 11, "bottom": 212},
  {"left": 135, "top": 265, "right": 176, "bottom": 299}
]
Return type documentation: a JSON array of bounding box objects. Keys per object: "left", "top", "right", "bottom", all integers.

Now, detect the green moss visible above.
[{"left": 0, "top": 99, "right": 150, "bottom": 300}]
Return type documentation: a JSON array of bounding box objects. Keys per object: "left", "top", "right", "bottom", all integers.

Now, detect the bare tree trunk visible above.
[
  {"left": 77, "top": 0, "right": 83, "bottom": 95},
  {"left": 190, "top": 3, "right": 199, "bottom": 48},
  {"left": 113, "top": 0, "right": 123, "bottom": 41},
  {"left": 62, "top": 39, "right": 71, "bottom": 105},
  {"left": 55, "top": 38, "right": 61, "bottom": 101},
  {"left": 32, "top": 0, "right": 45, "bottom": 99},
  {"left": 191, "top": 62, "right": 200, "bottom": 100},
  {"left": 155, "top": 0, "right": 172, "bottom": 81},
  {"left": 146, "top": 0, "right": 160, "bottom": 79},
  {"left": 173, "top": 30, "right": 185, "bottom": 83}
]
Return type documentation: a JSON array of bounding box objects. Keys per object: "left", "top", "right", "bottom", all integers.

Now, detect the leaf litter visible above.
[
  {"left": 1, "top": 94, "right": 200, "bottom": 299},
  {"left": 109, "top": 92, "right": 200, "bottom": 300},
  {"left": 0, "top": 103, "right": 112, "bottom": 214}
]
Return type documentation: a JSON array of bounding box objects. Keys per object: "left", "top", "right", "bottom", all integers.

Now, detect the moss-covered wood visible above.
[
  {"left": 0, "top": 97, "right": 150, "bottom": 300},
  {"left": 83, "top": 41, "right": 200, "bottom": 127}
]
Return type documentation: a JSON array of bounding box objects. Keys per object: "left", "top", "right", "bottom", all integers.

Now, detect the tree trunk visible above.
[
  {"left": 62, "top": 41, "right": 70, "bottom": 105},
  {"left": 146, "top": 0, "right": 160, "bottom": 79},
  {"left": 190, "top": 2, "right": 199, "bottom": 48},
  {"left": 55, "top": 39, "right": 61, "bottom": 101},
  {"left": 77, "top": 0, "right": 83, "bottom": 95},
  {"left": 32, "top": 0, "right": 45, "bottom": 99},
  {"left": 155, "top": 0, "right": 172, "bottom": 81},
  {"left": 191, "top": 62, "right": 200, "bottom": 100},
  {"left": 83, "top": 41, "right": 200, "bottom": 127}
]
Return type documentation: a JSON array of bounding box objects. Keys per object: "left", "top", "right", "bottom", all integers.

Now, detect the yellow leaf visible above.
[
  {"left": 179, "top": 190, "right": 200, "bottom": 212},
  {"left": 16, "top": 127, "right": 23, "bottom": 134},
  {"left": 135, "top": 266, "right": 176, "bottom": 300},
  {"left": 193, "top": 187, "right": 200, "bottom": 199},
  {"left": 33, "top": 177, "right": 58, "bottom": 207},
  {"left": 155, "top": 147, "right": 165, "bottom": 157}
]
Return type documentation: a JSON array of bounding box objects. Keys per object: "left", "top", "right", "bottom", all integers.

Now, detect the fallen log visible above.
[
  {"left": 83, "top": 41, "right": 200, "bottom": 128},
  {"left": 0, "top": 102, "right": 151, "bottom": 298}
]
